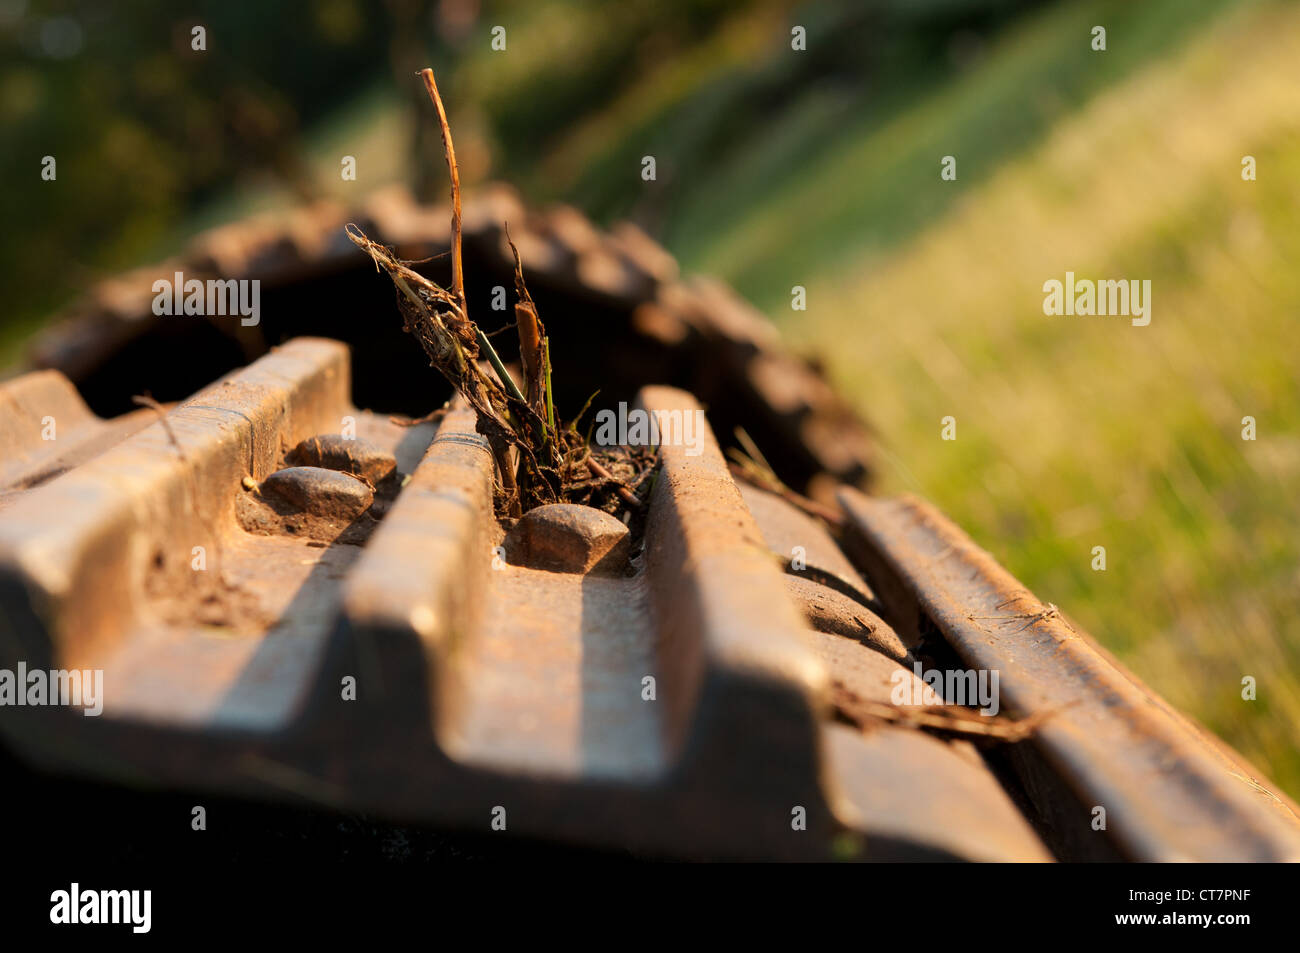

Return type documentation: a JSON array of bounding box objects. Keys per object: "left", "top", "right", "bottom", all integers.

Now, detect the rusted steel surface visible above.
[
  {"left": 0, "top": 342, "right": 1058, "bottom": 860},
  {"left": 739, "top": 482, "right": 876, "bottom": 608},
  {"left": 330, "top": 382, "right": 1050, "bottom": 859},
  {"left": 6, "top": 191, "right": 1292, "bottom": 862},
  {"left": 837, "top": 488, "right": 1300, "bottom": 862},
  {"left": 336, "top": 384, "right": 837, "bottom": 855},
  {"left": 0, "top": 340, "right": 436, "bottom": 742},
  {"left": 811, "top": 630, "right": 1049, "bottom": 861},
  {"left": 3, "top": 328, "right": 1294, "bottom": 863},
  {"left": 786, "top": 575, "right": 907, "bottom": 662},
  {"left": 0, "top": 369, "right": 155, "bottom": 506}
]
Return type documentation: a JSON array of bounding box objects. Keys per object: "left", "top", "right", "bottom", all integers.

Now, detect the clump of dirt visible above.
[
  {"left": 558, "top": 443, "right": 658, "bottom": 516},
  {"left": 346, "top": 67, "right": 656, "bottom": 526}
]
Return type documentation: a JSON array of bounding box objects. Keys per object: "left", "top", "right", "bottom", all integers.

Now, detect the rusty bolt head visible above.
[
  {"left": 286, "top": 434, "right": 397, "bottom": 484},
  {"left": 260, "top": 466, "right": 374, "bottom": 520},
  {"left": 504, "top": 503, "right": 631, "bottom": 575}
]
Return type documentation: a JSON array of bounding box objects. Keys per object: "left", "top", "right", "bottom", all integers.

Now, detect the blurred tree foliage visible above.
[
  {"left": 0, "top": 0, "right": 1038, "bottom": 356},
  {"left": 0, "top": 0, "right": 395, "bottom": 349}
]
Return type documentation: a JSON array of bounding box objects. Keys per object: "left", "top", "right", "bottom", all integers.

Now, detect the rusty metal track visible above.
[
  {"left": 0, "top": 370, "right": 155, "bottom": 507},
  {"left": 838, "top": 489, "right": 1300, "bottom": 862},
  {"left": 4, "top": 196, "right": 1295, "bottom": 862},
  {"left": 0, "top": 341, "right": 1056, "bottom": 861}
]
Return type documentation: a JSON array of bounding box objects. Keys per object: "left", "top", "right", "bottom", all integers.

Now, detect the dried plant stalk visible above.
[
  {"left": 419, "top": 68, "right": 465, "bottom": 312},
  {"left": 347, "top": 65, "right": 651, "bottom": 520},
  {"left": 832, "top": 680, "right": 1060, "bottom": 743},
  {"left": 727, "top": 427, "right": 842, "bottom": 527},
  {"left": 345, "top": 225, "right": 554, "bottom": 514}
]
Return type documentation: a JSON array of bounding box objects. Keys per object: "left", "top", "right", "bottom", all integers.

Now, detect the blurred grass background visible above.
[{"left": 3, "top": 0, "right": 1297, "bottom": 793}]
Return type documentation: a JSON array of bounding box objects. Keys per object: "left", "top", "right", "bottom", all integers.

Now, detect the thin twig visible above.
[
  {"left": 832, "top": 681, "right": 1061, "bottom": 744},
  {"left": 388, "top": 408, "right": 448, "bottom": 427},
  {"left": 416, "top": 68, "right": 528, "bottom": 423},
  {"left": 418, "top": 68, "right": 464, "bottom": 314},
  {"left": 728, "top": 426, "right": 842, "bottom": 526},
  {"left": 727, "top": 436, "right": 842, "bottom": 527}
]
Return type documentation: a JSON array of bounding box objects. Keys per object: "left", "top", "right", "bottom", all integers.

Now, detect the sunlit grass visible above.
[
  {"left": 777, "top": 0, "right": 1300, "bottom": 794},
  {"left": 664, "top": 0, "right": 1240, "bottom": 305}
]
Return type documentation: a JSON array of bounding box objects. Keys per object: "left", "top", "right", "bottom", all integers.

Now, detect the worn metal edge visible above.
[
  {"left": 838, "top": 488, "right": 1300, "bottom": 862},
  {"left": 336, "top": 404, "right": 495, "bottom": 745},
  {"left": 635, "top": 385, "right": 847, "bottom": 854},
  {"left": 0, "top": 338, "right": 352, "bottom": 699},
  {"left": 330, "top": 385, "right": 847, "bottom": 857}
]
